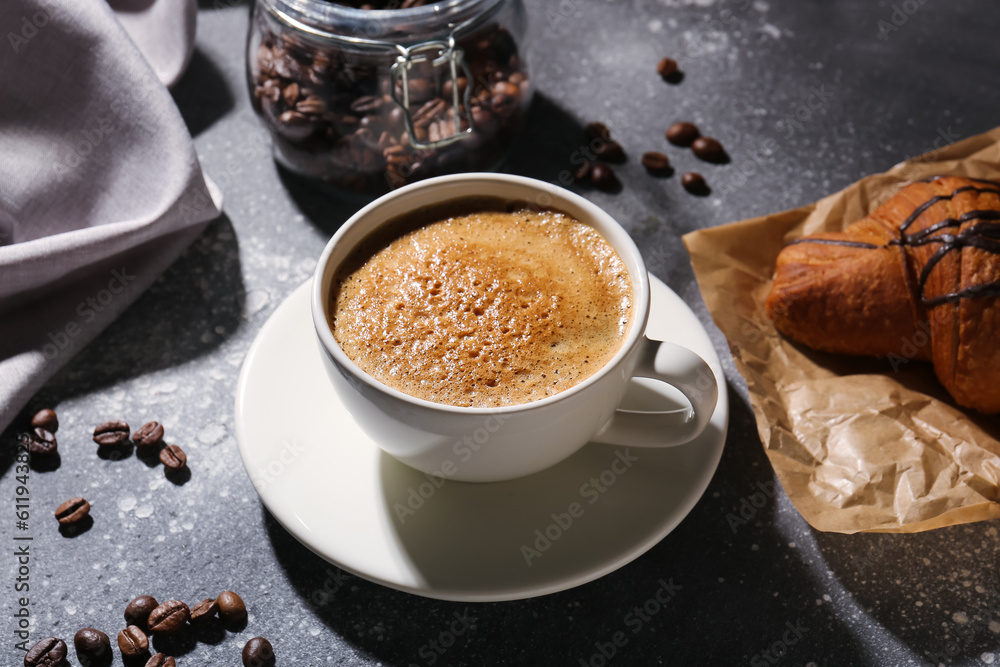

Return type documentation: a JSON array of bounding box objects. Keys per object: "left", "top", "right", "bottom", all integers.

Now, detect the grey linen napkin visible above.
[
  {"left": 0, "top": 0, "right": 223, "bottom": 432},
  {"left": 108, "top": 0, "right": 199, "bottom": 88}
]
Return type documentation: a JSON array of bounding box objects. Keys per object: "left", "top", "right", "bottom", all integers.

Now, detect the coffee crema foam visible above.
[{"left": 330, "top": 200, "right": 633, "bottom": 408}]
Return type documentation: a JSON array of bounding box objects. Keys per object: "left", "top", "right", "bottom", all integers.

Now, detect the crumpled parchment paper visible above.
[{"left": 683, "top": 126, "right": 1000, "bottom": 533}]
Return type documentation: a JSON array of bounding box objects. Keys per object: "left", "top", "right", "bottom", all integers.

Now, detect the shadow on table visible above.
[
  {"left": 172, "top": 47, "right": 237, "bottom": 138},
  {"left": 0, "top": 215, "right": 246, "bottom": 478},
  {"left": 276, "top": 167, "right": 375, "bottom": 238},
  {"left": 502, "top": 92, "right": 590, "bottom": 185},
  {"left": 261, "top": 386, "right": 879, "bottom": 665}
]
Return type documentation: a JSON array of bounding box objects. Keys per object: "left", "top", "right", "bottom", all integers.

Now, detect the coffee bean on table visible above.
[
  {"left": 93, "top": 420, "right": 130, "bottom": 447},
  {"left": 31, "top": 408, "right": 58, "bottom": 432},
  {"left": 242, "top": 637, "right": 276, "bottom": 667},
  {"left": 24, "top": 637, "right": 67, "bottom": 666},
  {"left": 124, "top": 595, "right": 159, "bottom": 629},
  {"left": 590, "top": 163, "right": 619, "bottom": 192},
  {"left": 146, "top": 654, "right": 176, "bottom": 667},
  {"left": 216, "top": 591, "right": 248, "bottom": 625},
  {"left": 641, "top": 151, "right": 671, "bottom": 173},
  {"left": 665, "top": 121, "right": 700, "bottom": 147},
  {"left": 54, "top": 497, "right": 90, "bottom": 526},
  {"left": 572, "top": 161, "right": 593, "bottom": 183},
  {"left": 159, "top": 445, "right": 187, "bottom": 470},
  {"left": 189, "top": 598, "right": 219, "bottom": 624},
  {"left": 74, "top": 627, "right": 111, "bottom": 660},
  {"left": 147, "top": 600, "right": 190, "bottom": 636},
  {"left": 594, "top": 140, "right": 626, "bottom": 163},
  {"left": 132, "top": 422, "right": 164, "bottom": 448},
  {"left": 118, "top": 625, "right": 149, "bottom": 658},
  {"left": 691, "top": 136, "right": 728, "bottom": 163},
  {"left": 682, "top": 171, "right": 709, "bottom": 195},
  {"left": 656, "top": 57, "right": 678, "bottom": 79},
  {"left": 27, "top": 428, "right": 57, "bottom": 456},
  {"left": 583, "top": 121, "right": 611, "bottom": 142}
]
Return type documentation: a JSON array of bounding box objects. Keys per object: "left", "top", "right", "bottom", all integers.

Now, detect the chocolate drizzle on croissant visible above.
[
  {"left": 789, "top": 181, "right": 1000, "bottom": 307},
  {"left": 767, "top": 176, "right": 1000, "bottom": 414}
]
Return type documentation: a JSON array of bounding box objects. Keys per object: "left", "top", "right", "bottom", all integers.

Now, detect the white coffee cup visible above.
[{"left": 311, "top": 173, "right": 718, "bottom": 482}]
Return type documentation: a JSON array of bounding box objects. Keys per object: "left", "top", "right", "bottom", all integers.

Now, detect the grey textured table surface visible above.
[{"left": 4, "top": 1, "right": 1000, "bottom": 665}]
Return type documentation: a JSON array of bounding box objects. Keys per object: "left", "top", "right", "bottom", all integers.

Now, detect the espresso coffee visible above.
[{"left": 330, "top": 198, "right": 634, "bottom": 408}]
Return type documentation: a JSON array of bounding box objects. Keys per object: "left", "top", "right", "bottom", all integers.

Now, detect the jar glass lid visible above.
[{"left": 260, "top": 0, "right": 507, "bottom": 50}]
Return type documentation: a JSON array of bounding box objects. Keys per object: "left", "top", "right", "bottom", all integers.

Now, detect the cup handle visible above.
[{"left": 591, "top": 337, "right": 719, "bottom": 448}]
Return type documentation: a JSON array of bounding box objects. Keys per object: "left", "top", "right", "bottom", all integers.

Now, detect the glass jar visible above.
[{"left": 247, "top": 0, "right": 531, "bottom": 198}]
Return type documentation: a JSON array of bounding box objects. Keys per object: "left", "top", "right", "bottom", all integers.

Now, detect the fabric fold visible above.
[{"left": 0, "top": 0, "right": 223, "bottom": 432}]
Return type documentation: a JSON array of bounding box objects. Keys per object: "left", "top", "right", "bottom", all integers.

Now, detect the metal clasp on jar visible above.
[{"left": 390, "top": 39, "right": 474, "bottom": 150}]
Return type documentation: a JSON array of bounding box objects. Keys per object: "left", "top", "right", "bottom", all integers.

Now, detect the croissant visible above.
[{"left": 767, "top": 176, "right": 1000, "bottom": 414}]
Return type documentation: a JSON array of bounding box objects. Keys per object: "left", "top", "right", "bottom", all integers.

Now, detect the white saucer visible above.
[{"left": 234, "top": 277, "right": 728, "bottom": 602}]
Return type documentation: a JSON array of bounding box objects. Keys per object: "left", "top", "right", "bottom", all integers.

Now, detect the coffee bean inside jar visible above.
[{"left": 247, "top": 0, "right": 531, "bottom": 198}]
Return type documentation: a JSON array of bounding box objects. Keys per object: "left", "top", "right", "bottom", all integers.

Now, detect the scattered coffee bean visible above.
[
  {"left": 242, "top": 637, "right": 276, "bottom": 667},
  {"left": 146, "top": 654, "right": 176, "bottom": 667},
  {"left": 26, "top": 427, "right": 57, "bottom": 456},
  {"left": 74, "top": 627, "right": 111, "bottom": 660},
  {"left": 681, "top": 171, "right": 709, "bottom": 195},
  {"left": 24, "top": 637, "right": 67, "bottom": 666},
  {"left": 124, "top": 595, "right": 160, "bottom": 629},
  {"left": 148, "top": 600, "right": 190, "bottom": 636},
  {"left": 665, "top": 121, "right": 700, "bottom": 147},
  {"left": 641, "top": 151, "right": 671, "bottom": 173},
  {"left": 656, "top": 57, "right": 678, "bottom": 79},
  {"left": 93, "top": 420, "right": 130, "bottom": 447},
  {"left": 54, "top": 497, "right": 90, "bottom": 526},
  {"left": 189, "top": 598, "right": 219, "bottom": 625},
  {"left": 572, "top": 161, "right": 593, "bottom": 183},
  {"left": 159, "top": 445, "right": 187, "bottom": 471},
  {"left": 31, "top": 408, "right": 58, "bottom": 432},
  {"left": 590, "top": 163, "right": 619, "bottom": 192},
  {"left": 118, "top": 625, "right": 149, "bottom": 658},
  {"left": 595, "top": 140, "right": 626, "bottom": 163},
  {"left": 132, "top": 422, "right": 164, "bottom": 448},
  {"left": 584, "top": 121, "right": 611, "bottom": 142},
  {"left": 216, "top": 591, "right": 248, "bottom": 626},
  {"left": 691, "top": 136, "right": 728, "bottom": 163}
]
